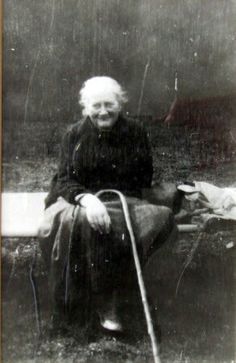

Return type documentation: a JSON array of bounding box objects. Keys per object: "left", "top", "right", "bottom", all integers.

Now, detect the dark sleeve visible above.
[
  {"left": 136, "top": 126, "right": 153, "bottom": 188},
  {"left": 45, "top": 128, "right": 90, "bottom": 208}
]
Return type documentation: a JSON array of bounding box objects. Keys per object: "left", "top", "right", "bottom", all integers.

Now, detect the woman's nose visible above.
[{"left": 99, "top": 105, "right": 108, "bottom": 115}]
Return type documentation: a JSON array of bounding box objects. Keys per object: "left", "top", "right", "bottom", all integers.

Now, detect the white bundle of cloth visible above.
[{"left": 177, "top": 181, "right": 236, "bottom": 221}]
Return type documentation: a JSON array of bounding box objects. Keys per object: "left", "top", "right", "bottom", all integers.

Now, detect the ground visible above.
[{"left": 2, "top": 153, "right": 236, "bottom": 363}]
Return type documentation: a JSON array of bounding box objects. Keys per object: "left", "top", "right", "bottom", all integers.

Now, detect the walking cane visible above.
[{"left": 96, "top": 190, "right": 161, "bottom": 363}]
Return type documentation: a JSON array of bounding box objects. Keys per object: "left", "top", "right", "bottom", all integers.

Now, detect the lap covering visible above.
[{"left": 38, "top": 195, "right": 176, "bottom": 318}]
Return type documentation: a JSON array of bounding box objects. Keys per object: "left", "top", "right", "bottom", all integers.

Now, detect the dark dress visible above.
[{"left": 39, "top": 115, "right": 177, "bottom": 328}]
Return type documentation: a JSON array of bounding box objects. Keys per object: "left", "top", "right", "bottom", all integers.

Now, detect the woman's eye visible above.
[
  {"left": 93, "top": 103, "right": 101, "bottom": 109},
  {"left": 91, "top": 102, "right": 117, "bottom": 110},
  {"left": 104, "top": 102, "right": 113, "bottom": 108}
]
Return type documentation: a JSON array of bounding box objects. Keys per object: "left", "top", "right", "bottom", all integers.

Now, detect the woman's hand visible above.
[{"left": 78, "top": 194, "right": 111, "bottom": 234}]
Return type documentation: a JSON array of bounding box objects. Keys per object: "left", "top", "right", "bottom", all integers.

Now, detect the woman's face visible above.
[{"left": 85, "top": 91, "right": 121, "bottom": 131}]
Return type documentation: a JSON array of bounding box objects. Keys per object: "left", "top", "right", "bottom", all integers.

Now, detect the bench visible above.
[
  {"left": 1, "top": 192, "right": 200, "bottom": 238},
  {"left": 1, "top": 192, "right": 47, "bottom": 237}
]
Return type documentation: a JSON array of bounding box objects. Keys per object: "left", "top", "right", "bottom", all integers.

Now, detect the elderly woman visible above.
[{"left": 39, "top": 76, "right": 177, "bottom": 336}]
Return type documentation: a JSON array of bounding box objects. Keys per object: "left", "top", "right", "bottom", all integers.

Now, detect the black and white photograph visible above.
[{"left": 2, "top": 1, "right": 236, "bottom": 362}]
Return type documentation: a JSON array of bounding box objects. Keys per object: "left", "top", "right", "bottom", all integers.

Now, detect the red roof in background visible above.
[{"left": 163, "top": 94, "right": 236, "bottom": 128}]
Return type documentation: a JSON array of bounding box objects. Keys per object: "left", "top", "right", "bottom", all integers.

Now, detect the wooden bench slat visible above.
[
  {"left": 1, "top": 193, "right": 47, "bottom": 237},
  {"left": 1, "top": 192, "right": 201, "bottom": 238}
]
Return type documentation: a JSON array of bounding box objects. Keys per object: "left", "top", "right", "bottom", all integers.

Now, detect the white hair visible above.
[{"left": 79, "top": 76, "right": 128, "bottom": 112}]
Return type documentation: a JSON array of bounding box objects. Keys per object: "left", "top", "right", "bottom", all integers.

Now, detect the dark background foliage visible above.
[{"left": 3, "top": 0, "right": 236, "bottom": 162}]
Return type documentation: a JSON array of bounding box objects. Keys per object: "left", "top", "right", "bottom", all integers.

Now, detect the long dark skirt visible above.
[{"left": 38, "top": 195, "right": 177, "bottom": 327}]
